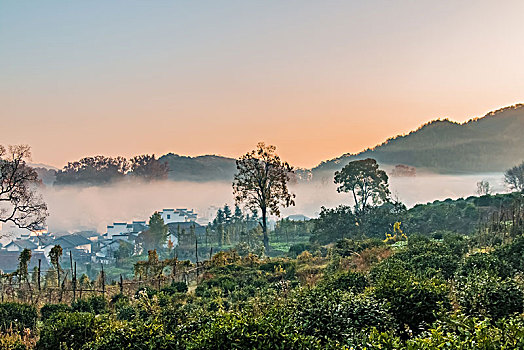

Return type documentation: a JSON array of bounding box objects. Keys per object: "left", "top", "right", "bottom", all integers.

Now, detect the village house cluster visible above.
[{"left": 0, "top": 208, "right": 200, "bottom": 273}]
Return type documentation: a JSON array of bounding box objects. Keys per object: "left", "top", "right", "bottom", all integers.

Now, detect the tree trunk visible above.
[{"left": 262, "top": 206, "right": 269, "bottom": 254}]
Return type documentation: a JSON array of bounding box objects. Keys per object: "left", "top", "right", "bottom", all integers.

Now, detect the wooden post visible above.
[
  {"left": 37, "top": 259, "right": 41, "bottom": 292},
  {"left": 73, "top": 262, "right": 77, "bottom": 301},
  {"left": 209, "top": 247, "right": 213, "bottom": 260},
  {"left": 195, "top": 238, "right": 198, "bottom": 263},
  {"left": 101, "top": 264, "right": 105, "bottom": 297},
  {"left": 69, "top": 252, "right": 74, "bottom": 301},
  {"left": 119, "top": 274, "right": 123, "bottom": 295}
]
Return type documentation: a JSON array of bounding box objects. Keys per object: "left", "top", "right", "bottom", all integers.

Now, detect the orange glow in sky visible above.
[{"left": 1, "top": 1, "right": 523, "bottom": 168}]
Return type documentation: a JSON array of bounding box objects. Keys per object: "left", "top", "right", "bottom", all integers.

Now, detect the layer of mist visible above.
[{"left": 40, "top": 173, "right": 506, "bottom": 233}]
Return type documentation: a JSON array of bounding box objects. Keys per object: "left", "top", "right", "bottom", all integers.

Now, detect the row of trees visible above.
[{"left": 54, "top": 154, "right": 169, "bottom": 186}]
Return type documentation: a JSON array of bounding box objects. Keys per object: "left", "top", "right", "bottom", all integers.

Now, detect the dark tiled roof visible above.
[
  {"left": 76, "top": 231, "right": 100, "bottom": 238},
  {"left": 7, "top": 239, "right": 38, "bottom": 250},
  {"left": 54, "top": 234, "right": 91, "bottom": 249}
]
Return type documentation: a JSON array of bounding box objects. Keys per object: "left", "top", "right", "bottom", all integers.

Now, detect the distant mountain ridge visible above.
[
  {"left": 312, "top": 104, "right": 524, "bottom": 176},
  {"left": 159, "top": 153, "right": 237, "bottom": 182},
  {"left": 33, "top": 104, "right": 524, "bottom": 184}
]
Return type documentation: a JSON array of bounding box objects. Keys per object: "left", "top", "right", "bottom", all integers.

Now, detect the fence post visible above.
[
  {"left": 38, "top": 259, "right": 41, "bottom": 292},
  {"left": 73, "top": 262, "right": 77, "bottom": 301},
  {"left": 70, "top": 252, "right": 74, "bottom": 301},
  {"left": 101, "top": 264, "right": 105, "bottom": 297},
  {"left": 119, "top": 274, "right": 123, "bottom": 294},
  {"left": 195, "top": 236, "right": 199, "bottom": 279}
]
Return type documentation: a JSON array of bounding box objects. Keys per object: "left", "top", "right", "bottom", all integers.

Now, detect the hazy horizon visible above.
[{"left": 0, "top": 172, "right": 501, "bottom": 235}]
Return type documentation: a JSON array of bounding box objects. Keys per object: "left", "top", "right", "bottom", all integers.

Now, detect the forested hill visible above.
[
  {"left": 159, "top": 153, "right": 237, "bottom": 182},
  {"left": 312, "top": 104, "right": 524, "bottom": 176},
  {"left": 40, "top": 104, "right": 524, "bottom": 185}
]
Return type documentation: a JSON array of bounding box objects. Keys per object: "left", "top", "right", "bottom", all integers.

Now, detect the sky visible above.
[{"left": 1, "top": 0, "right": 524, "bottom": 169}]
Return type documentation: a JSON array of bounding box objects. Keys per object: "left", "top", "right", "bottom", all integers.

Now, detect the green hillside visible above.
[
  {"left": 159, "top": 153, "right": 237, "bottom": 182},
  {"left": 313, "top": 104, "right": 524, "bottom": 176}
]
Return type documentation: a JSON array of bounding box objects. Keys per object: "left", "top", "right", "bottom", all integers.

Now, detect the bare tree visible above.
[
  {"left": 0, "top": 145, "right": 48, "bottom": 233},
  {"left": 476, "top": 180, "right": 491, "bottom": 196},
  {"left": 504, "top": 161, "right": 524, "bottom": 192},
  {"left": 233, "top": 143, "right": 295, "bottom": 253}
]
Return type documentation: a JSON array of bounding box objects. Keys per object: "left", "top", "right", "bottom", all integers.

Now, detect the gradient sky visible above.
[{"left": 1, "top": 1, "right": 524, "bottom": 169}]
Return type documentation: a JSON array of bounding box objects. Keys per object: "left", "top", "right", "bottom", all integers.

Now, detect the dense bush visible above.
[
  {"left": 185, "top": 311, "right": 328, "bottom": 350},
  {"left": 288, "top": 242, "right": 320, "bottom": 257},
  {"left": 0, "top": 303, "right": 37, "bottom": 332},
  {"left": 290, "top": 288, "right": 395, "bottom": 343},
  {"left": 393, "top": 239, "right": 461, "bottom": 279},
  {"left": 40, "top": 303, "right": 71, "bottom": 322},
  {"left": 493, "top": 235, "right": 524, "bottom": 275},
  {"left": 456, "top": 272, "right": 524, "bottom": 320},
  {"left": 406, "top": 314, "right": 524, "bottom": 349},
  {"left": 319, "top": 270, "right": 368, "bottom": 293},
  {"left": 333, "top": 238, "right": 385, "bottom": 257},
  {"left": 71, "top": 295, "right": 108, "bottom": 314},
  {"left": 371, "top": 259, "right": 451, "bottom": 334},
  {"left": 37, "top": 312, "right": 95, "bottom": 350},
  {"left": 84, "top": 317, "right": 178, "bottom": 350},
  {"left": 457, "top": 252, "right": 512, "bottom": 279}
]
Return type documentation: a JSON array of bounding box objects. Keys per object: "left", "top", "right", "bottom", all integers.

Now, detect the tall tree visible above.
[
  {"left": 129, "top": 154, "right": 169, "bottom": 181},
  {"left": 504, "top": 161, "right": 524, "bottom": 192},
  {"left": 334, "top": 158, "right": 390, "bottom": 214},
  {"left": 0, "top": 145, "right": 48, "bottom": 232},
  {"left": 233, "top": 142, "right": 295, "bottom": 253},
  {"left": 138, "top": 212, "right": 168, "bottom": 251},
  {"left": 223, "top": 204, "right": 232, "bottom": 222}
]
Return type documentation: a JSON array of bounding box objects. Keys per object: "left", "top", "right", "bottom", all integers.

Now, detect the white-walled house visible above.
[
  {"left": 106, "top": 223, "right": 128, "bottom": 239},
  {"left": 160, "top": 209, "right": 186, "bottom": 224}
]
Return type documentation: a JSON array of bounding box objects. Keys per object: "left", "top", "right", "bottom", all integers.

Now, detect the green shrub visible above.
[
  {"left": 457, "top": 252, "right": 512, "bottom": 279},
  {"left": 407, "top": 314, "right": 524, "bottom": 349},
  {"left": 371, "top": 259, "right": 451, "bottom": 334},
  {"left": 493, "top": 235, "right": 524, "bottom": 275},
  {"left": 290, "top": 288, "right": 395, "bottom": 343},
  {"left": 319, "top": 270, "right": 368, "bottom": 294},
  {"left": 334, "top": 238, "right": 385, "bottom": 257},
  {"left": 0, "top": 302, "right": 37, "bottom": 332},
  {"left": 456, "top": 272, "right": 524, "bottom": 320},
  {"left": 89, "top": 295, "right": 108, "bottom": 314},
  {"left": 288, "top": 243, "right": 320, "bottom": 258},
  {"left": 37, "top": 312, "right": 95, "bottom": 350},
  {"left": 116, "top": 305, "right": 136, "bottom": 321},
  {"left": 40, "top": 303, "right": 71, "bottom": 322},
  {"left": 71, "top": 298, "right": 91, "bottom": 313},
  {"left": 71, "top": 296, "right": 108, "bottom": 314},
  {"left": 185, "top": 311, "right": 328, "bottom": 350},
  {"left": 84, "top": 317, "right": 178, "bottom": 350},
  {"left": 161, "top": 281, "right": 188, "bottom": 295}
]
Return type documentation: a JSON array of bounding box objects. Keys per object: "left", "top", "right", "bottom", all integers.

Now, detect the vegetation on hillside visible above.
[{"left": 314, "top": 104, "right": 524, "bottom": 175}]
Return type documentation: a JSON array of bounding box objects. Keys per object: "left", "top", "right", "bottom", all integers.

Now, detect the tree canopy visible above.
[
  {"left": 233, "top": 142, "right": 295, "bottom": 253},
  {"left": 138, "top": 212, "right": 168, "bottom": 251},
  {"left": 334, "top": 158, "right": 390, "bottom": 213},
  {"left": 504, "top": 161, "right": 524, "bottom": 192}
]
